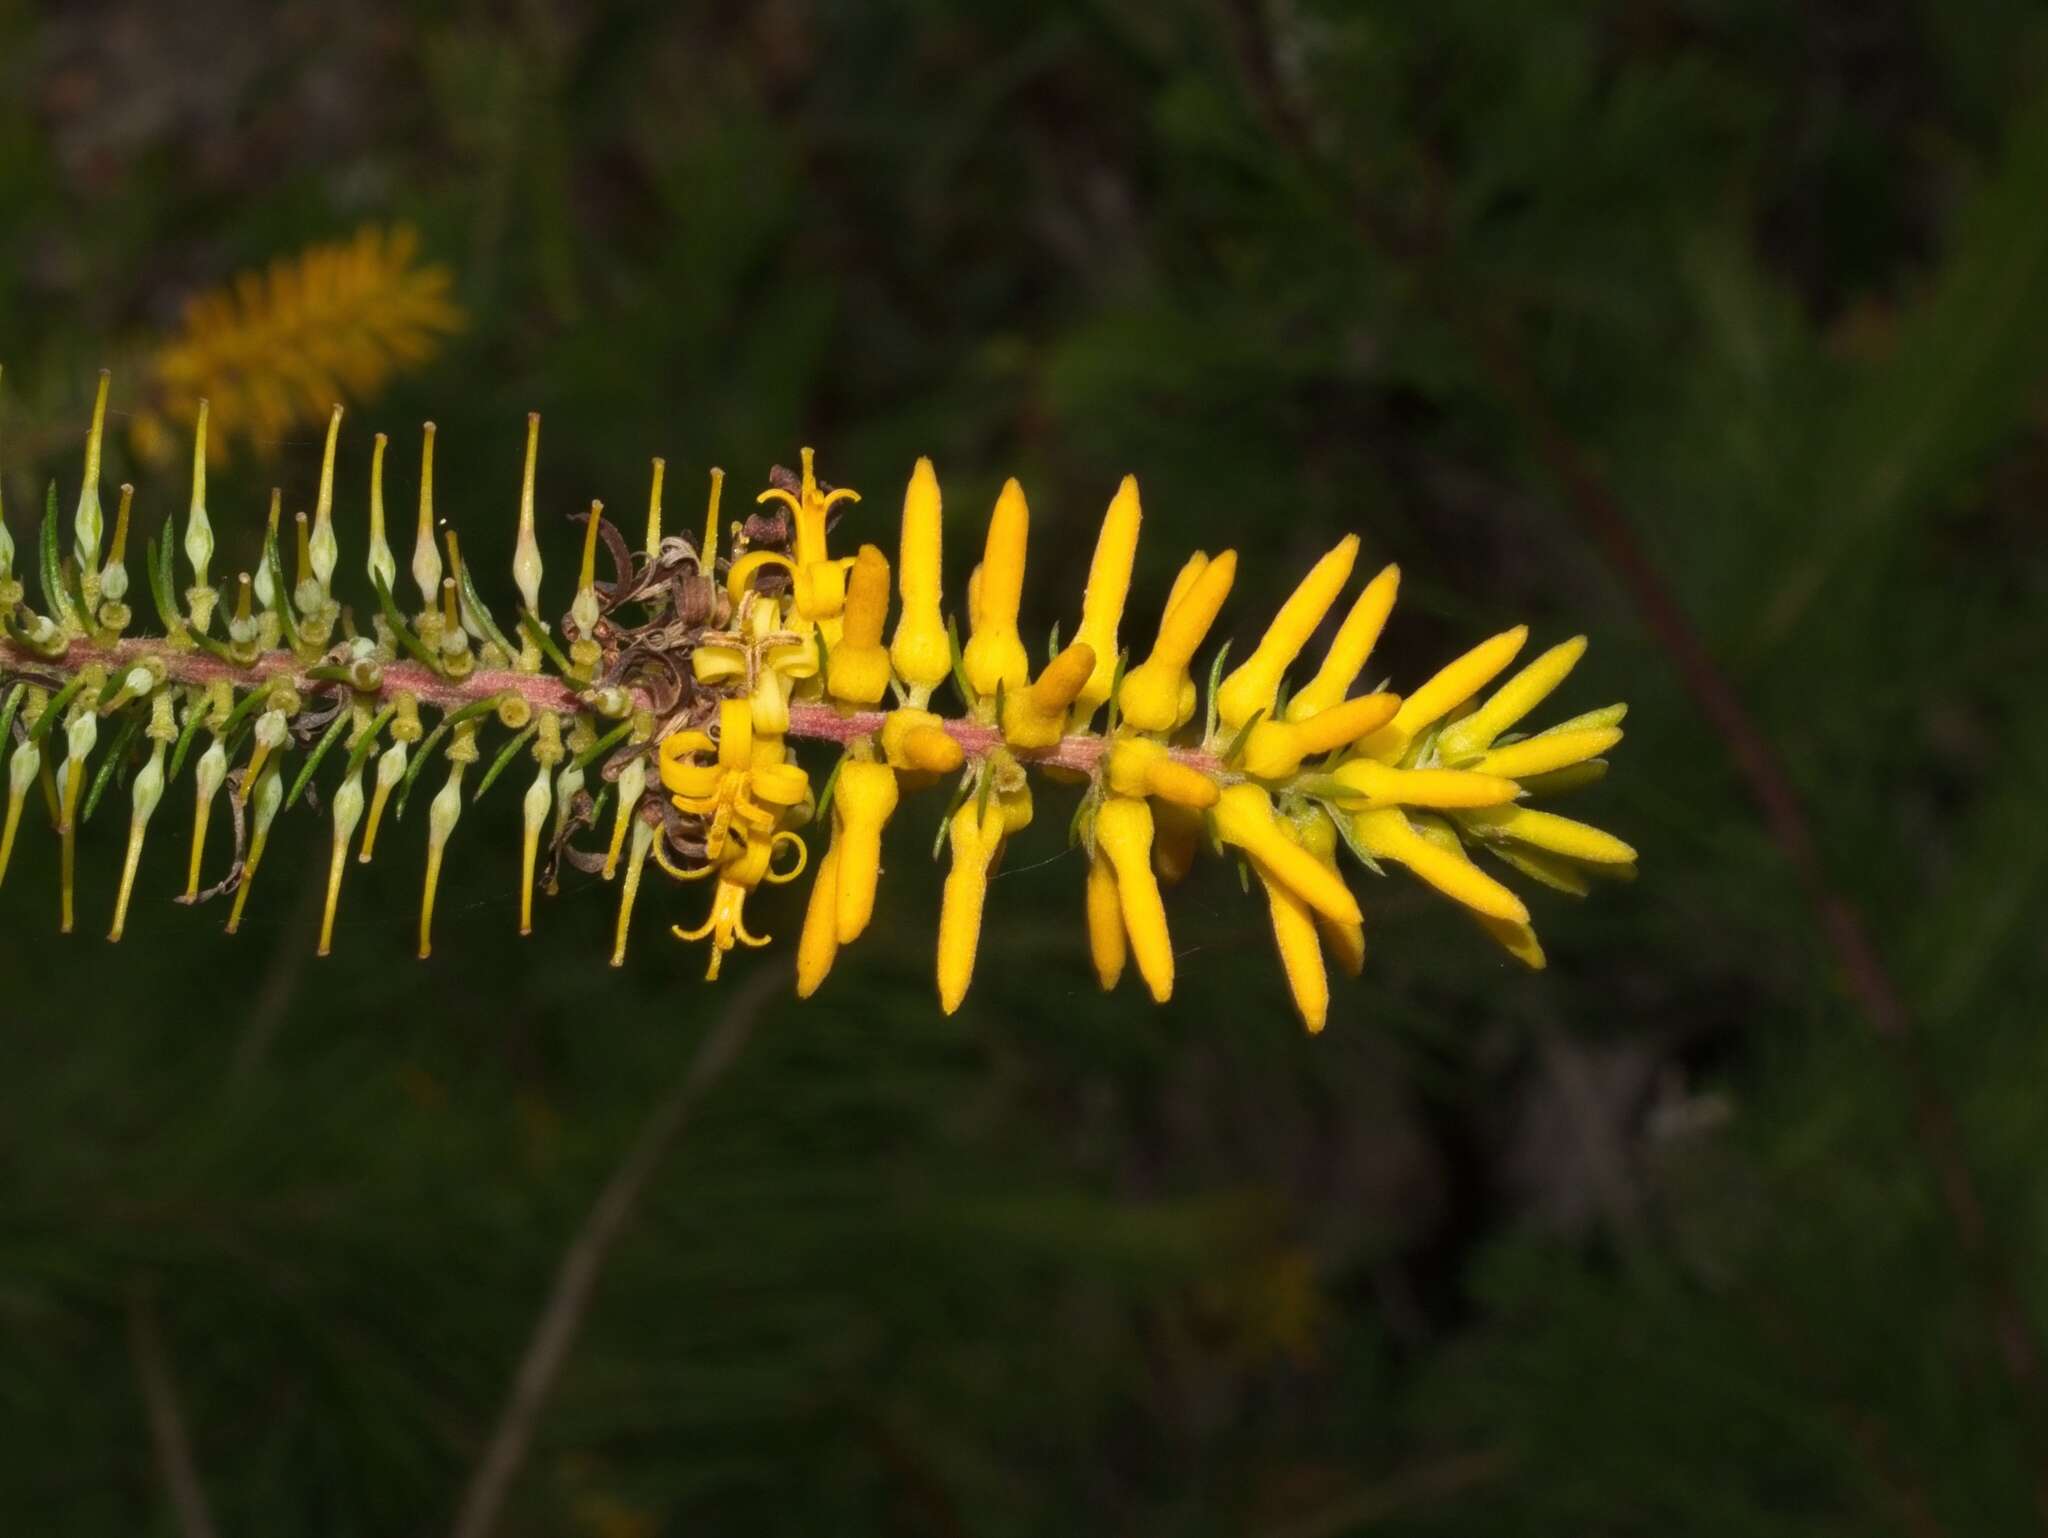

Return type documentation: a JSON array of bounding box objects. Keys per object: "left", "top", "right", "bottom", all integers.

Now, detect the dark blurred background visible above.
[{"left": 4, "top": 0, "right": 2048, "bottom": 1532}]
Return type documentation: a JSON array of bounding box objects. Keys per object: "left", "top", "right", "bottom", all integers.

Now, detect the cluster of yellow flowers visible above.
[{"left": 666, "top": 452, "right": 1635, "bottom": 1030}]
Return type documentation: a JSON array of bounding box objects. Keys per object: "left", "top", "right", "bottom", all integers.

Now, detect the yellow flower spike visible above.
[
  {"left": 1000, "top": 641, "right": 1096, "bottom": 750},
  {"left": 881, "top": 709, "right": 966, "bottom": 775},
  {"left": 1436, "top": 636, "right": 1587, "bottom": 761},
  {"left": 1153, "top": 800, "right": 1202, "bottom": 886},
  {"left": 1349, "top": 806, "right": 1529, "bottom": 923},
  {"left": 936, "top": 796, "right": 1009, "bottom": 1015},
  {"left": 1469, "top": 726, "right": 1624, "bottom": 782},
  {"left": 1361, "top": 626, "right": 1528, "bottom": 761},
  {"left": 1251, "top": 852, "right": 1329, "bottom": 1033},
  {"left": 1093, "top": 795, "right": 1173, "bottom": 1003},
  {"left": 961, "top": 477, "right": 1032, "bottom": 700},
  {"left": 796, "top": 840, "right": 842, "bottom": 998},
  {"left": 890, "top": 457, "right": 950, "bottom": 697},
  {"left": 832, "top": 759, "right": 899, "bottom": 943},
  {"left": 1286, "top": 563, "right": 1400, "bottom": 722},
  {"left": 1212, "top": 782, "right": 1361, "bottom": 927},
  {"left": 1457, "top": 804, "right": 1638, "bottom": 865},
  {"left": 1215, "top": 535, "right": 1359, "bottom": 731},
  {"left": 1103, "top": 736, "right": 1219, "bottom": 810},
  {"left": 1119, "top": 549, "right": 1237, "bottom": 733},
  {"left": 1084, "top": 842, "right": 1126, "bottom": 991},
  {"left": 1070, "top": 475, "right": 1143, "bottom": 722},
  {"left": 1410, "top": 815, "right": 1546, "bottom": 969},
  {"left": 1240, "top": 691, "right": 1401, "bottom": 781},
  {"left": 826, "top": 544, "right": 893, "bottom": 706},
  {"left": 1328, "top": 759, "right": 1521, "bottom": 811}
]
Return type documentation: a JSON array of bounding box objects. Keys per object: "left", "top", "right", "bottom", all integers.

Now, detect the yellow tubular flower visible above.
[
  {"left": 1104, "top": 736, "right": 1220, "bottom": 810},
  {"left": 1085, "top": 843, "right": 1126, "bottom": 990},
  {"left": 1468, "top": 726, "right": 1623, "bottom": 781},
  {"left": 1360, "top": 625, "right": 1528, "bottom": 762},
  {"left": 1349, "top": 806, "right": 1528, "bottom": 923},
  {"left": 1094, "top": 795, "right": 1173, "bottom": 1003},
  {"left": 827, "top": 544, "right": 893, "bottom": 706},
  {"left": 1214, "top": 535, "right": 1359, "bottom": 731},
  {"left": 881, "top": 708, "right": 965, "bottom": 775},
  {"left": 1240, "top": 691, "right": 1400, "bottom": 781},
  {"left": 1293, "top": 806, "right": 1365, "bottom": 980},
  {"left": 890, "top": 457, "right": 950, "bottom": 696},
  {"left": 1286, "top": 563, "right": 1400, "bottom": 722},
  {"left": 937, "top": 796, "right": 1008, "bottom": 1014},
  {"left": 1456, "top": 804, "right": 1638, "bottom": 865},
  {"left": 796, "top": 841, "right": 842, "bottom": 998},
  {"left": 1410, "top": 815, "right": 1545, "bottom": 969},
  {"left": 1212, "top": 783, "right": 1361, "bottom": 926},
  {"left": 1435, "top": 635, "right": 1586, "bottom": 761},
  {"left": 961, "top": 478, "right": 1031, "bottom": 700},
  {"left": 832, "top": 759, "right": 899, "bottom": 943},
  {"left": 1253, "top": 855, "right": 1329, "bottom": 1033},
  {"left": 1329, "top": 759, "right": 1520, "bottom": 811},
  {"left": 1000, "top": 641, "right": 1095, "bottom": 750},
  {"left": 1119, "top": 550, "right": 1237, "bottom": 733},
  {"left": 1070, "top": 476, "right": 1142, "bottom": 722}
]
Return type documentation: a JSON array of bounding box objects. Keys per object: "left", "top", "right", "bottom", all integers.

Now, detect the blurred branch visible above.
[
  {"left": 1220, "top": 0, "right": 2048, "bottom": 1516},
  {"left": 126, "top": 1283, "right": 220, "bottom": 1538},
  {"left": 1254, "top": 1446, "right": 1515, "bottom": 1538},
  {"left": 448, "top": 967, "right": 782, "bottom": 1538}
]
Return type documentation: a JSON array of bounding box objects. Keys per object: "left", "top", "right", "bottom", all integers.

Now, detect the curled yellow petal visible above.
[
  {"left": 1212, "top": 783, "right": 1360, "bottom": 926},
  {"left": 1436, "top": 636, "right": 1587, "bottom": 761},
  {"left": 1094, "top": 795, "right": 1172, "bottom": 1003},
  {"left": 1085, "top": 842, "right": 1126, "bottom": 992},
  {"left": 1287, "top": 563, "right": 1399, "bottom": 722},
  {"left": 1119, "top": 549, "right": 1236, "bottom": 733},
  {"left": 1071, "top": 475, "right": 1142, "bottom": 721},
  {"left": 961, "top": 478, "right": 1031, "bottom": 699},
  {"left": 1215, "top": 534, "right": 1358, "bottom": 730},
  {"left": 833, "top": 759, "right": 899, "bottom": 943}
]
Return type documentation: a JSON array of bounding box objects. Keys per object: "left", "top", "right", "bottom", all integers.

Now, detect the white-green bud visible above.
[
  {"left": 8, "top": 736, "right": 40, "bottom": 797},
  {"left": 99, "top": 556, "right": 128, "bottom": 604},
  {"left": 252, "top": 550, "right": 276, "bottom": 610},
  {"left": 194, "top": 738, "right": 228, "bottom": 803},
  {"left": 130, "top": 741, "right": 166, "bottom": 826},
  {"left": 64, "top": 710, "right": 99, "bottom": 768},
  {"left": 376, "top": 739, "right": 408, "bottom": 791},
  {"left": 428, "top": 767, "right": 465, "bottom": 849},
  {"left": 185, "top": 402, "right": 215, "bottom": 589},
  {"left": 250, "top": 757, "right": 284, "bottom": 838},
  {"left": 254, "top": 709, "right": 288, "bottom": 752},
  {"left": 522, "top": 759, "right": 553, "bottom": 838},
  {"left": 331, "top": 771, "right": 366, "bottom": 844}
]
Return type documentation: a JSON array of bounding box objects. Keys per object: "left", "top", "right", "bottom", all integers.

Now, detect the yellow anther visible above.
[
  {"left": 1436, "top": 636, "right": 1587, "bottom": 761},
  {"left": 936, "top": 796, "right": 1008, "bottom": 1015},
  {"left": 961, "top": 477, "right": 1031, "bottom": 699},
  {"left": 1212, "top": 782, "right": 1360, "bottom": 927},
  {"left": 1119, "top": 549, "right": 1237, "bottom": 733},
  {"left": 1469, "top": 726, "right": 1623, "bottom": 782},
  {"left": 1215, "top": 535, "right": 1359, "bottom": 730},
  {"left": 1000, "top": 641, "right": 1095, "bottom": 750},
  {"left": 1084, "top": 842, "right": 1125, "bottom": 991},
  {"left": 1349, "top": 806, "right": 1528, "bottom": 922},
  {"left": 889, "top": 457, "right": 949, "bottom": 696},
  {"left": 1094, "top": 795, "right": 1173, "bottom": 1003},
  {"left": 827, "top": 544, "right": 893, "bottom": 706},
  {"left": 1070, "top": 475, "right": 1142, "bottom": 721},
  {"left": 1286, "top": 563, "right": 1400, "bottom": 722},
  {"left": 1328, "top": 759, "right": 1521, "bottom": 811},
  {"left": 832, "top": 759, "right": 899, "bottom": 943},
  {"left": 1239, "top": 691, "right": 1400, "bottom": 780}
]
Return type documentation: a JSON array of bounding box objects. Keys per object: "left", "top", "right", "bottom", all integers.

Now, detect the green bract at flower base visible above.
[{"left": 0, "top": 372, "right": 1635, "bottom": 1031}]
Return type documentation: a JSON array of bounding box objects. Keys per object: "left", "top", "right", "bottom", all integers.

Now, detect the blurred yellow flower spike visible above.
[{"left": 1, "top": 373, "right": 1636, "bottom": 1031}]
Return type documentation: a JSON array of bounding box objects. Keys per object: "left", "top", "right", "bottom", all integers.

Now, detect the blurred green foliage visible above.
[{"left": 4, "top": 1, "right": 2048, "bottom": 1532}]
